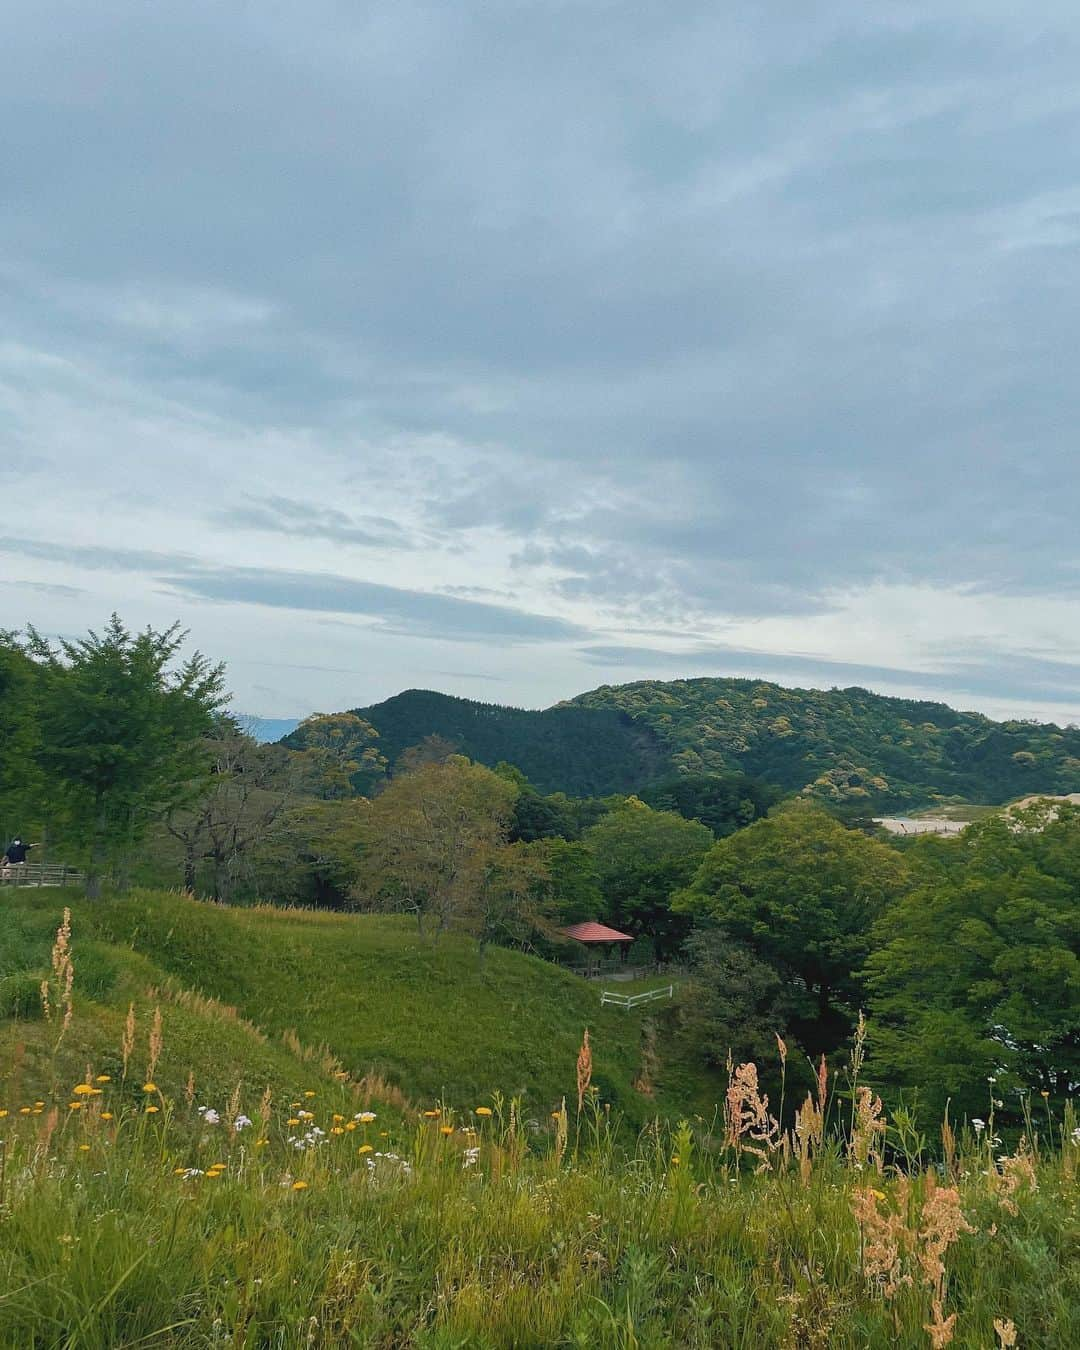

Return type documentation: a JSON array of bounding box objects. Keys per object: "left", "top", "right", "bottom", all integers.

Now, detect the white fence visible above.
[{"left": 600, "top": 984, "right": 674, "bottom": 1010}]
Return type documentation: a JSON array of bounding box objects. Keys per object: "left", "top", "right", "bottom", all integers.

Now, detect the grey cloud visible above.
[
  {"left": 218, "top": 495, "right": 419, "bottom": 550},
  {"left": 0, "top": 536, "right": 201, "bottom": 574},
  {"left": 3, "top": 2, "right": 1080, "bottom": 706},
  {"left": 158, "top": 566, "right": 588, "bottom": 644}
]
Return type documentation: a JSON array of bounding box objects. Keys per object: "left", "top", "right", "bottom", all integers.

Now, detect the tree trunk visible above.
[
  {"left": 84, "top": 802, "right": 108, "bottom": 900},
  {"left": 183, "top": 844, "right": 197, "bottom": 894}
]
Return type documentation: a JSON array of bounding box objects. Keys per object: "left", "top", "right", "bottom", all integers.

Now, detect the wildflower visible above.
[
  {"left": 142, "top": 1083, "right": 157, "bottom": 1094},
  {"left": 95, "top": 1075, "right": 111, "bottom": 1083},
  {"left": 871, "top": 1189, "right": 887, "bottom": 1201},
  {"left": 355, "top": 1111, "right": 376, "bottom": 1123},
  {"left": 475, "top": 1107, "right": 493, "bottom": 1118},
  {"left": 256, "top": 1138, "right": 269, "bottom": 1148},
  {"left": 0, "top": 1110, "right": 7, "bottom": 1118},
  {"left": 551, "top": 1110, "right": 560, "bottom": 1119},
  {"left": 68, "top": 1102, "right": 83, "bottom": 1111},
  {"left": 198, "top": 1108, "right": 221, "bottom": 1125},
  {"left": 287, "top": 1118, "right": 301, "bottom": 1127},
  {"left": 423, "top": 1109, "right": 440, "bottom": 1118},
  {"left": 331, "top": 1127, "right": 344, "bottom": 1135},
  {"left": 304, "top": 1091, "right": 316, "bottom": 1098},
  {"left": 145, "top": 1104, "right": 160, "bottom": 1114},
  {"left": 332, "top": 1113, "right": 344, "bottom": 1123},
  {"left": 298, "top": 1110, "right": 314, "bottom": 1121},
  {"left": 358, "top": 1144, "right": 373, "bottom": 1154},
  {"left": 972, "top": 1118, "right": 986, "bottom": 1134},
  {"left": 72, "top": 1083, "right": 96, "bottom": 1096},
  {"left": 440, "top": 1125, "right": 453, "bottom": 1136},
  {"left": 1040, "top": 1090, "right": 1049, "bottom": 1099},
  {"left": 101, "top": 1112, "right": 114, "bottom": 1121},
  {"left": 345, "top": 1121, "right": 357, "bottom": 1131},
  {"left": 234, "top": 1115, "right": 252, "bottom": 1131},
  {"left": 173, "top": 1167, "right": 187, "bottom": 1175},
  {"left": 462, "top": 1146, "right": 480, "bottom": 1169},
  {"left": 78, "top": 1144, "right": 90, "bottom": 1152},
  {"left": 291, "top": 1180, "right": 309, "bottom": 1190},
  {"left": 19, "top": 1107, "right": 31, "bottom": 1115}
]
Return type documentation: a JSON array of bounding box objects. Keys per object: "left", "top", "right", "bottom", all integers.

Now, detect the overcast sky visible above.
[{"left": 3, "top": 2, "right": 1080, "bottom": 724}]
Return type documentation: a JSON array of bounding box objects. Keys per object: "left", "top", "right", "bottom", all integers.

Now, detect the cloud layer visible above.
[{"left": 2, "top": 3, "right": 1079, "bottom": 723}]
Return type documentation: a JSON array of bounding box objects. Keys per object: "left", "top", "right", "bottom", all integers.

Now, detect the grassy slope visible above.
[{"left": 0, "top": 889, "right": 715, "bottom": 1122}]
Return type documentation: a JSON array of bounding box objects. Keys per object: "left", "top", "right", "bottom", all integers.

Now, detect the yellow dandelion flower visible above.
[
  {"left": 331, "top": 1126, "right": 344, "bottom": 1135},
  {"left": 423, "top": 1109, "right": 440, "bottom": 1118},
  {"left": 173, "top": 1167, "right": 187, "bottom": 1175},
  {"left": 206, "top": 1170, "right": 222, "bottom": 1179},
  {"left": 345, "top": 1121, "right": 357, "bottom": 1131},
  {"left": 871, "top": 1189, "right": 887, "bottom": 1201},
  {"left": 0, "top": 1110, "right": 8, "bottom": 1118},
  {"left": 358, "top": 1144, "right": 373, "bottom": 1155},
  {"left": 287, "top": 1117, "right": 300, "bottom": 1127},
  {"left": 303, "top": 1091, "right": 316, "bottom": 1098},
  {"left": 34, "top": 1101, "right": 44, "bottom": 1107},
  {"left": 19, "top": 1107, "right": 31, "bottom": 1115},
  {"left": 256, "top": 1138, "right": 269, "bottom": 1147},
  {"left": 332, "top": 1113, "right": 344, "bottom": 1122},
  {"left": 379, "top": 1130, "right": 389, "bottom": 1137},
  {"left": 145, "top": 1104, "right": 160, "bottom": 1114},
  {"left": 440, "top": 1125, "right": 454, "bottom": 1136},
  {"left": 70, "top": 1083, "right": 94, "bottom": 1095},
  {"left": 32, "top": 1108, "right": 43, "bottom": 1115},
  {"left": 101, "top": 1112, "right": 114, "bottom": 1121},
  {"left": 291, "top": 1180, "right": 309, "bottom": 1190},
  {"left": 78, "top": 1144, "right": 90, "bottom": 1152},
  {"left": 95, "top": 1075, "right": 111, "bottom": 1083},
  {"left": 142, "top": 1083, "right": 157, "bottom": 1093},
  {"left": 550, "top": 1110, "right": 561, "bottom": 1119},
  {"left": 475, "top": 1107, "right": 493, "bottom": 1117},
  {"left": 68, "top": 1102, "right": 83, "bottom": 1111},
  {"left": 356, "top": 1111, "right": 376, "bottom": 1123}
]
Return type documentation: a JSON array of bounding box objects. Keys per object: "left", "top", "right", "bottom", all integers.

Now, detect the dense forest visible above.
[{"left": 337, "top": 678, "right": 1080, "bottom": 808}]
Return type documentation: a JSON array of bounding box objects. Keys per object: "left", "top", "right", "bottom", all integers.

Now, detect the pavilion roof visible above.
[{"left": 558, "top": 921, "right": 634, "bottom": 944}]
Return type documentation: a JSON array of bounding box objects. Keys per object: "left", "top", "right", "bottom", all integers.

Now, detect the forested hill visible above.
[
  {"left": 349, "top": 689, "right": 667, "bottom": 796},
  {"left": 351, "top": 679, "right": 1080, "bottom": 807}
]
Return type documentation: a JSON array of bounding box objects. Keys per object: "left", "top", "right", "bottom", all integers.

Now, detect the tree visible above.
[
  {"left": 865, "top": 806, "right": 1080, "bottom": 1121},
  {"left": 0, "top": 634, "right": 44, "bottom": 836},
  {"left": 583, "top": 800, "right": 713, "bottom": 959},
  {"left": 25, "top": 617, "right": 226, "bottom": 897},
  {"left": 675, "top": 802, "right": 908, "bottom": 1050},
  {"left": 681, "top": 930, "right": 799, "bottom": 1076},
  {"left": 165, "top": 717, "right": 299, "bottom": 899},
  {"left": 640, "top": 771, "right": 780, "bottom": 838},
  {"left": 355, "top": 757, "right": 518, "bottom": 942},
  {"left": 529, "top": 838, "right": 603, "bottom": 925},
  {"left": 287, "top": 712, "right": 386, "bottom": 798}
]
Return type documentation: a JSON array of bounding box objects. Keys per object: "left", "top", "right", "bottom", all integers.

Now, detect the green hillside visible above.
[
  {"left": 347, "top": 687, "right": 667, "bottom": 794},
  {"left": 344, "top": 678, "right": 1080, "bottom": 808},
  {"left": 0, "top": 889, "right": 708, "bottom": 1122}
]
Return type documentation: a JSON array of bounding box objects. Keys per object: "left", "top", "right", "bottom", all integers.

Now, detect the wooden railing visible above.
[
  {"left": 0, "top": 862, "right": 84, "bottom": 888},
  {"left": 600, "top": 984, "right": 674, "bottom": 1010}
]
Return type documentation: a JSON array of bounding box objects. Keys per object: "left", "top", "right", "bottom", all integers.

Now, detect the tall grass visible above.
[{"left": 0, "top": 1035, "right": 1075, "bottom": 1346}]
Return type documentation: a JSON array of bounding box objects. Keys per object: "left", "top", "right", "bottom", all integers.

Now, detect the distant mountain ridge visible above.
[{"left": 344, "top": 678, "right": 1080, "bottom": 808}]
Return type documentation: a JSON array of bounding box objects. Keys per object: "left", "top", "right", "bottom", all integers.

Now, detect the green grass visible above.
[
  {"left": 0, "top": 1082, "right": 1075, "bottom": 1347},
  {"left": 2, "top": 889, "right": 1077, "bottom": 1347},
  {"left": 0, "top": 889, "right": 714, "bottom": 1121}
]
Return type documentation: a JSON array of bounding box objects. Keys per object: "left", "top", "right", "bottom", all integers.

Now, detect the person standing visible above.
[{"left": 2, "top": 837, "right": 40, "bottom": 868}]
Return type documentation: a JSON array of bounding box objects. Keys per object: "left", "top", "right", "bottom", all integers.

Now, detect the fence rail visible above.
[
  {"left": 600, "top": 984, "right": 674, "bottom": 1010},
  {"left": 0, "top": 862, "right": 84, "bottom": 888}
]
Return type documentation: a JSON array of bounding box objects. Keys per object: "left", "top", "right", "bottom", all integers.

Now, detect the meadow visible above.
[{"left": 0, "top": 902, "right": 1077, "bottom": 1347}]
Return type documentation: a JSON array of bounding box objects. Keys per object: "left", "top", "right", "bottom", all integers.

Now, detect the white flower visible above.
[
  {"left": 198, "top": 1107, "right": 220, "bottom": 1125},
  {"left": 234, "top": 1115, "right": 252, "bottom": 1131},
  {"left": 1070, "top": 1126, "right": 1080, "bottom": 1146},
  {"left": 972, "top": 1118, "right": 985, "bottom": 1134}
]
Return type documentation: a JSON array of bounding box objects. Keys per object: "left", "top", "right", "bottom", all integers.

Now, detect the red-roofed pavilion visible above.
[
  {"left": 558, "top": 921, "right": 635, "bottom": 974},
  {"left": 559, "top": 922, "right": 634, "bottom": 945}
]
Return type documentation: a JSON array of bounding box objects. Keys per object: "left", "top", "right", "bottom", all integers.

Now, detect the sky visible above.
[{"left": 2, "top": 2, "right": 1080, "bottom": 725}]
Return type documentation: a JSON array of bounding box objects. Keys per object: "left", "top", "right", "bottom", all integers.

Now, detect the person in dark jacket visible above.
[{"left": 2, "top": 837, "right": 39, "bottom": 867}]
